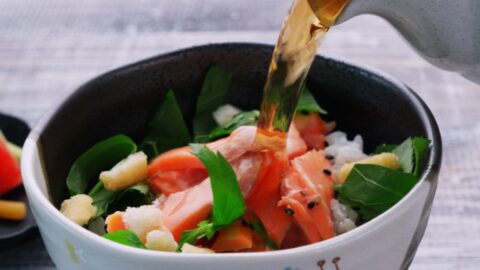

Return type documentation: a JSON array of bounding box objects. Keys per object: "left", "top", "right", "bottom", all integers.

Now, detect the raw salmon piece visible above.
[
  {"left": 286, "top": 123, "right": 308, "bottom": 159},
  {"left": 149, "top": 169, "right": 208, "bottom": 195},
  {"left": 161, "top": 179, "right": 213, "bottom": 241},
  {"left": 293, "top": 113, "right": 333, "bottom": 150},
  {"left": 247, "top": 152, "right": 292, "bottom": 246},
  {"left": 279, "top": 150, "right": 335, "bottom": 243},
  {"left": 231, "top": 152, "right": 264, "bottom": 197},
  {"left": 148, "top": 146, "right": 208, "bottom": 195}
]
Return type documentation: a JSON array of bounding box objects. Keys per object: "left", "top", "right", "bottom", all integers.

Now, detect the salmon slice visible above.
[
  {"left": 281, "top": 222, "right": 309, "bottom": 249},
  {"left": 279, "top": 150, "right": 335, "bottom": 243},
  {"left": 149, "top": 169, "right": 208, "bottom": 195},
  {"left": 231, "top": 152, "right": 264, "bottom": 197},
  {"left": 287, "top": 123, "right": 308, "bottom": 159},
  {"left": 148, "top": 146, "right": 208, "bottom": 195},
  {"left": 293, "top": 113, "right": 334, "bottom": 150},
  {"left": 246, "top": 152, "right": 292, "bottom": 246},
  {"left": 148, "top": 125, "right": 306, "bottom": 195},
  {"left": 161, "top": 179, "right": 213, "bottom": 241}
]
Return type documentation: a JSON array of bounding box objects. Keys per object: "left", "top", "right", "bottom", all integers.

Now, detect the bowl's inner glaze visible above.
[{"left": 37, "top": 44, "right": 430, "bottom": 207}]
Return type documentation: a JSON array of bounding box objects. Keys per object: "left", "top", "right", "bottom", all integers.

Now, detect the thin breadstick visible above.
[{"left": 0, "top": 200, "right": 27, "bottom": 221}]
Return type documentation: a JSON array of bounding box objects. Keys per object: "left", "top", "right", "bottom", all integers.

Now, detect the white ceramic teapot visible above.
[{"left": 335, "top": 0, "right": 480, "bottom": 83}]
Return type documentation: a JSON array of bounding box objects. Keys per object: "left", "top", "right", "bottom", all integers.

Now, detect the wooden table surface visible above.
[{"left": 1, "top": 1, "right": 479, "bottom": 269}]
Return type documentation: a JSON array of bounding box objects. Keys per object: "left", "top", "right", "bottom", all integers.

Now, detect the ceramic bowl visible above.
[{"left": 21, "top": 43, "right": 441, "bottom": 270}]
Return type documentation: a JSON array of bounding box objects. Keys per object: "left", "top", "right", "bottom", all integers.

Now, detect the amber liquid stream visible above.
[{"left": 255, "top": 0, "right": 350, "bottom": 150}]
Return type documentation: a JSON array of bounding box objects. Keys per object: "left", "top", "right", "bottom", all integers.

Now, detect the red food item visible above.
[{"left": 0, "top": 139, "right": 21, "bottom": 196}]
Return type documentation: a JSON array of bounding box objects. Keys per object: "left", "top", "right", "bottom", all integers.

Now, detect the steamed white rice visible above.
[
  {"left": 213, "top": 104, "right": 242, "bottom": 126},
  {"left": 330, "top": 199, "right": 358, "bottom": 234},
  {"left": 325, "top": 130, "right": 367, "bottom": 234},
  {"left": 325, "top": 131, "right": 368, "bottom": 177}
]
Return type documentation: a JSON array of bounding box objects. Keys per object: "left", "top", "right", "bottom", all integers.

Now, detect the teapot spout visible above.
[{"left": 333, "top": 0, "right": 480, "bottom": 84}]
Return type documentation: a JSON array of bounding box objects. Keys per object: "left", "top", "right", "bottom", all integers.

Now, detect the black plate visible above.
[{"left": 0, "top": 112, "right": 37, "bottom": 249}]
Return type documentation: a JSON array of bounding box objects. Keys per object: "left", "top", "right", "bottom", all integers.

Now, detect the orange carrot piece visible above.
[
  {"left": 105, "top": 211, "right": 126, "bottom": 233},
  {"left": 211, "top": 220, "right": 253, "bottom": 252}
]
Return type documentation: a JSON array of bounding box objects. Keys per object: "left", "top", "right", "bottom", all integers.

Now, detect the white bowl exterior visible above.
[{"left": 22, "top": 136, "right": 432, "bottom": 270}]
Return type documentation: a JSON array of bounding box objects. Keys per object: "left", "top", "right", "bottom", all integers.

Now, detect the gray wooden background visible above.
[{"left": 1, "top": 0, "right": 480, "bottom": 269}]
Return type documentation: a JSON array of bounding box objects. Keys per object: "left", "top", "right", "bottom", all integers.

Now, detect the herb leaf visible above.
[
  {"left": 191, "top": 144, "right": 245, "bottom": 226},
  {"left": 177, "top": 221, "right": 216, "bottom": 250},
  {"left": 296, "top": 86, "right": 327, "bottom": 115},
  {"left": 337, "top": 164, "right": 419, "bottom": 220},
  {"left": 89, "top": 182, "right": 153, "bottom": 217},
  {"left": 392, "top": 139, "right": 415, "bottom": 174},
  {"left": 374, "top": 137, "right": 430, "bottom": 176},
  {"left": 66, "top": 135, "right": 137, "bottom": 195},
  {"left": 140, "top": 90, "right": 191, "bottom": 159},
  {"left": 207, "top": 110, "right": 259, "bottom": 141},
  {"left": 88, "top": 181, "right": 118, "bottom": 217},
  {"left": 373, "top": 144, "right": 397, "bottom": 154},
  {"left": 103, "top": 230, "right": 146, "bottom": 249},
  {"left": 412, "top": 137, "right": 430, "bottom": 176},
  {"left": 193, "top": 65, "right": 232, "bottom": 137},
  {"left": 178, "top": 145, "right": 245, "bottom": 250}
]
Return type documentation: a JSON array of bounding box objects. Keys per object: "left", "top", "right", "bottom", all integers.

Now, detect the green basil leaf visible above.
[
  {"left": 373, "top": 144, "right": 397, "bottom": 154},
  {"left": 66, "top": 135, "right": 137, "bottom": 196},
  {"left": 337, "top": 164, "right": 419, "bottom": 221},
  {"left": 103, "top": 230, "right": 146, "bottom": 249},
  {"left": 376, "top": 137, "right": 430, "bottom": 175},
  {"left": 296, "top": 86, "right": 327, "bottom": 115},
  {"left": 392, "top": 138, "right": 415, "bottom": 173},
  {"left": 191, "top": 144, "right": 245, "bottom": 227},
  {"left": 177, "top": 220, "right": 216, "bottom": 251},
  {"left": 193, "top": 65, "right": 232, "bottom": 137},
  {"left": 89, "top": 182, "right": 153, "bottom": 217},
  {"left": 140, "top": 90, "right": 191, "bottom": 159},
  {"left": 412, "top": 137, "right": 430, "bottom": 176},
  {"left": 207, "top": 110, "right": 259, "bottom": 141},
  {"left": 88, "top": 181, "right": 118, "bottom": 217},
  {"left": 109, "top": 183, "right": 154, "bottom": 213},
  {"left": 177, "top": 145, "right": 246, "bottom": 251}
]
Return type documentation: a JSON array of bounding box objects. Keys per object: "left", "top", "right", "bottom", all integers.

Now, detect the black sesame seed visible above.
[
  {"left": 326, "top": 154, "right": 334, "bottom": 160},
  {"left": 307, "top": 201, "right": 316, "bottom": 209},
  {"left": 323, "top": 169, "right": 332, "bottom": 176},
  {"left": 241, "top": 219, "right": 249, "bottom": 227},
  {"left": 299, "top": 190, "right": 307, "bottom": 196},
  {"left": 324, "top": 142, "right": 329, "bottom": 147},
  {"left": 284, "top": 207, "right": 295, "bottom": 216}
]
